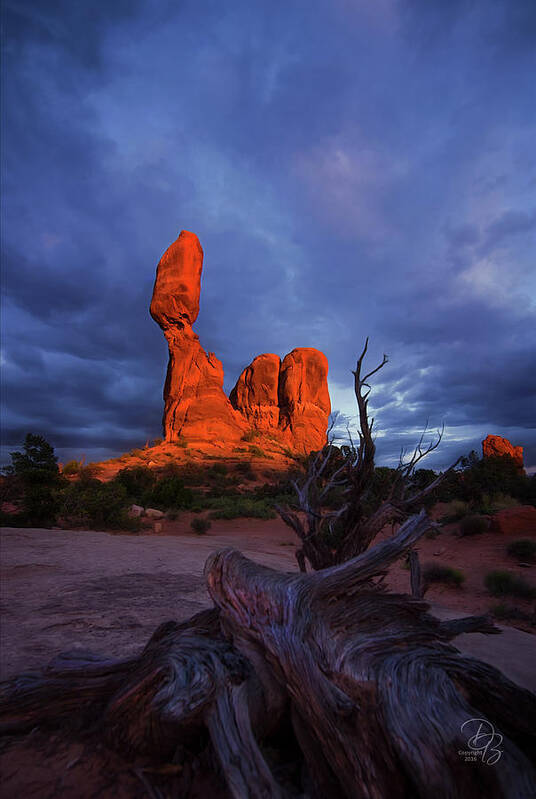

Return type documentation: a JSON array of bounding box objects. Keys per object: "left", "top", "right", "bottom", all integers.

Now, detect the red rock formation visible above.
[
  {"left": 150, "top": 231, "right": 331, "bottom": 452},
  {"left": 229, "top": 353, "right": 281, "bottom": 431},
  {"left": 278, "top": 348, "right": 331, "bottom": 452},
  {"left": 482, "top": 434, "right": 524, "bottom": 470},
  {"left": 489, "top": 506, "right": 536, "bottom": 535},
  {"left": 150, "top": 231, "right": 246, "bottom": 443}
]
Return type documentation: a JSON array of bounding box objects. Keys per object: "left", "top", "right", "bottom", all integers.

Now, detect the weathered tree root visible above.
[{"left": 1, "top": 512, "right": 535, "bottom": 798}]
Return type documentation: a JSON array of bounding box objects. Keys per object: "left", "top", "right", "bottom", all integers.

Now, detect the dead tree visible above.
[
  {"left": 276, "top": 339, "right": 461, "bottom": 572},
  {"left": 1, "top": 513, "right": 535, "bottom": 798}
]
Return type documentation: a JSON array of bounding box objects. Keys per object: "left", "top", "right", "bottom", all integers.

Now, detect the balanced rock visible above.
[
  {"left": 150, "top": 231, "right": 331, "bottom": 452},
  {"left": 482, "top": 434, "right": 524, "bottom": 470},
  {"left": 150, "top": 232, "right": 247, "bottom": 443},
  {"left": 150, "top": 230, "right": 203, "bottom": 329}
]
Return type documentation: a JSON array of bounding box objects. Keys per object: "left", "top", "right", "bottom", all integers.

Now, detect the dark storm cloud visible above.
[{"left": 1, "top": 0, "right": 535, "bottom": 470}]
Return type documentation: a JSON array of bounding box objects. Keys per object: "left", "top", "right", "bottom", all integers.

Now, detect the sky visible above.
[{"left": 1, "top": 0, "right": 535, "bottom": 472}]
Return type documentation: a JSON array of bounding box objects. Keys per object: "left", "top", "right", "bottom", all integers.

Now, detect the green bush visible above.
[
  {"left": 60, "top": 479, "right": 141, "bottom": 531},
  {"left": 422, "top": 563, "right": 465, "bottom": 587},
  {"left": 485, "top": 571, "right": 536, "bottom": 599},
  {"left": 507, "top": 540, "right": 536, "bottom": 563},
  {"left": 191, "top": 517, "right": 211, "bottom": 535},
  {"left": 114, "top": 467, "right": 156, "bottom": 502},
  {"left": 476, "top": 492, "right": 518, "bottom": 515},
  {"left": 436, "top": 451, "right": 535, "bottom": 508},
  {"left": 459, "top": 515, "right": 489, "bottom": 536},
  {"left": 241, "top": 430, "right": 261, "bottom": 443},
  {"left": 145, "top": 475, "right": 195, "bottom": 511},
  {"left": 247, "top": 445, "right": 265, "bottom": 457},
  {"left": 439, "top": 500, "right": 471, "bottom": 524},
  {"left": 207, "top": 496, "right": 276, "bottom": 520},
  {"left": 63, "top": 460, "right": 82, "bottom": 476},
  {"left": 129, "top": 448, "right": 146, "bottom": 458}
]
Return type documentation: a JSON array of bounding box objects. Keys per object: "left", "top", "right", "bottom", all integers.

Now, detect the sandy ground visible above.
[{"left": 1, "top": 521, "right": 535, "bottom": 693}]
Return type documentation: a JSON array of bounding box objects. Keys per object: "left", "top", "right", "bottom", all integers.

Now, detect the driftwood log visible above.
[{"left": 1, "top": 512, "right": 535, "bottom": 798}]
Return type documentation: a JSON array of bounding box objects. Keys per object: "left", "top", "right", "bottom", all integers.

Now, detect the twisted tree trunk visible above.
[{"left": 1, "top": 512, "right": 535, "bottom": 798}]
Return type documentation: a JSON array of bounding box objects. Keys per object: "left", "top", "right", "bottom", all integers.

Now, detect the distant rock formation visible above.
[
  {"left": 482, "top": 434, "right": 524, "bottom": 470},
  {"left": 150, "top": 231, "right": 330, "bottom": 452}
]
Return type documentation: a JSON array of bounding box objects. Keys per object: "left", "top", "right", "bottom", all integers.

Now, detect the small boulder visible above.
[
  {"left": 145, "top": 508, "right": 165, "bottom": 519},
  {"left": 489, "top": 506, "right": 536, "bottom": 535},
  {"left": 129, "top": 504, "right": 144, "bottom": 518}
]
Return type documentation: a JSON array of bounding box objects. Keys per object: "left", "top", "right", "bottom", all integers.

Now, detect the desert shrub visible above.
[
  {"left": 129, "top": 448, "right": 146, "bottom": 458},
  {"left": 174, "top": 436, "right": 188, "bottom": 448},
  {"left": 207, "top": 496, "right": 276, "bottom": 520},
  {"left": 476, "top": 492, "right": 519, "bottom": 515},
  {"left": 191, "top": 517, "right": 212, "bottom": 535},
  {"left": 484, "top": 571, "right": 536, "bottom": 599},
  {"left": 114, "top": 467, "right": 156, "bottom": 502},
  {"left": 177, "top": 463, "right": 207, "bottom": 486},
  {"left": 507, "top": 539, "right": 536, "bottom": 563},
  {"left": 152, "top": 437, "right": 163, "bottom": 447},
  {"left": 459, "top": 515, "right": 489, "bottom": 536},
  {"left": 63, "top": 460, "right": 82, "bottom": 476},
  {"left": 60, "top": 479, "right": 141, "bottom": 531},
  {"left": 241, "top": 430, "right": 261, "bottom": 443},
  {"left": 79, "top": 463, "right": 103, "bottom": 480},
  {"left": 247, "top": 445, "right": 265, "bottom": 457},
  {"left": 441, "top": 451, "right": 534, "bottom": 507},
  {"left": 439, "top": 500, "right": 471, "bottom": 524},
  {"left": 145, "top": 474, "right": 194, "bottom": 511},
  {"left": 422, "top": 563, "right": 465, "bottom": 587}
]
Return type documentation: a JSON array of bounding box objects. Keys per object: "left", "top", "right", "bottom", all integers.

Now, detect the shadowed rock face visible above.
[
  {"left": 482, "top": 434, "right": 524, "bottom": 470},
  {"left": 150, "top": 231, "right": 331, "bottom": 451}
]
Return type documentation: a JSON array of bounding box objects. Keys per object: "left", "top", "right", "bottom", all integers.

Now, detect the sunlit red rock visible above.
[
  {"left": 278, "top": 348, "right": 331, "bottom": 452},
  {"left": 150, "top": 231, "right": 331, "bottom": 452},
  {"left": 150, "top": 231, "right": 245, "bottom": 443},
  {"left": 229, "top": 354, "right": 281, "bottom": 430},
  {"left": 150, "top": 230, "right": 203, "bottom": 329},
  {"left": 482, "top": 434, "right": 524, "bottom": 470},
  {"left": 489, "top": 506, "right": 536, "bottom": 535}
]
